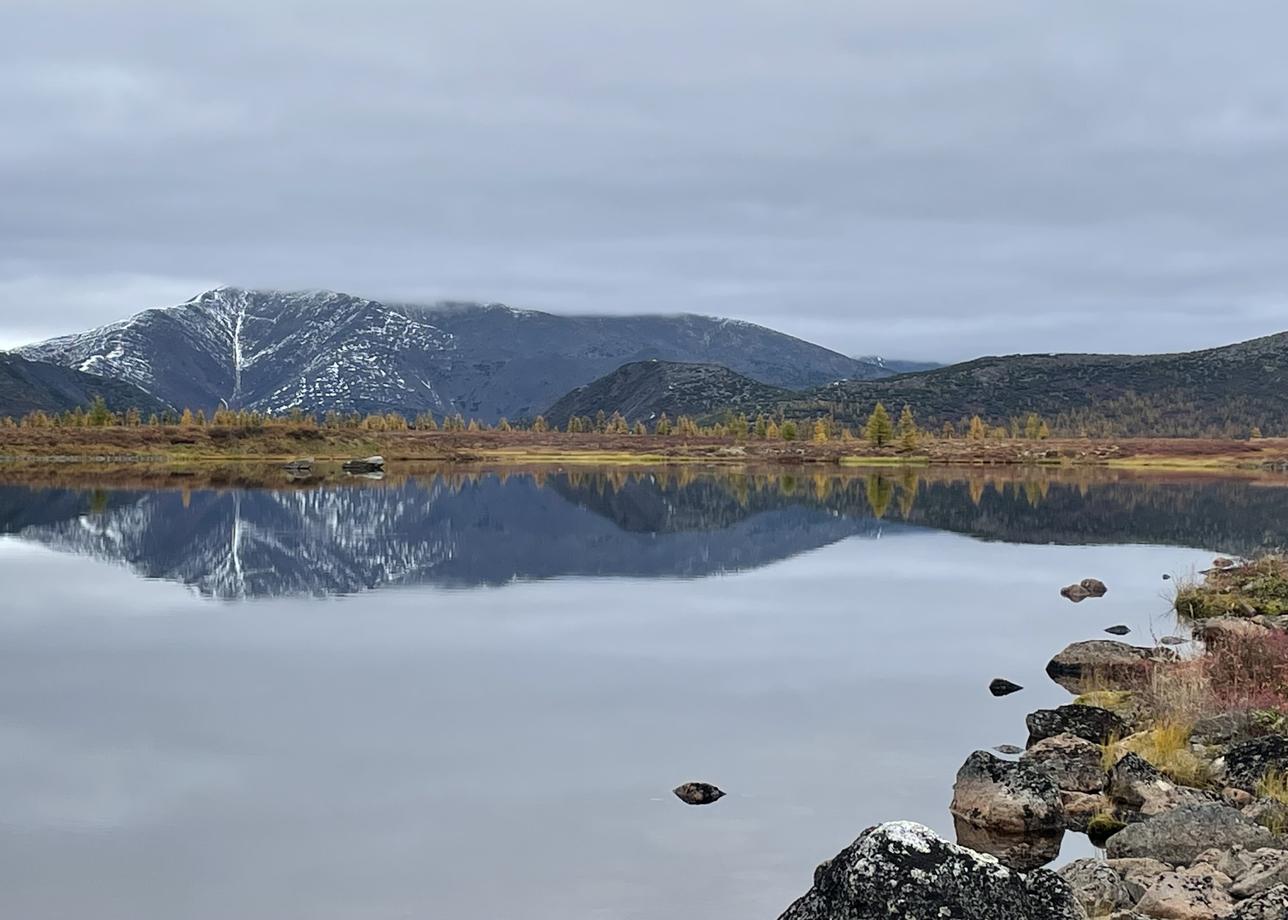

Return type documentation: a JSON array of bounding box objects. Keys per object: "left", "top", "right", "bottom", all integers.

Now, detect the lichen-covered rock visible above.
[
  {"left": 776, "top": 821, "right": 1087, "bottom": 920},
  {"left": 1108, "top": 857, "right": 1174, "bottom": 900},
  {"left": 1024, "top": 733, "right": 1108, "bottom": 793},
  {"left": 672, "top": 782, "right": 725, "bottom": 805},
  {"left": 1230, "top": 847, "right": 1288, "bottom": 899},
  {"left": 1134, "top": 864, "right": 1233, "bottom": 920},
  {"left": 1229, "top": 883, "right": 1288, "bottom": 919},
  {"left": 950, "top": 750, "right": 1066, "bottom": 835},
  {"left": 1045, "top": 640, "right": 1161, "bottom": 692},
  {"left": 1106, "top": 803, "right": 1281, "bottom": 865},
  {"left": 1058, "top": 859, "right": 1135, "bottom": 916},
  {"left": 1028, "top": 704, "right": 1128, "bottom": 747},
  {"left": 1061, "top": 791, "right": 1111, "bottom": 833},
  {"left": 1218, "top": 736, "right": 1288, "bottom": 792},
  {"left": 1107, "top": 752, "right": 1211, "bottom": 817},
  {"left": 1193, "top": 710, "right": 1259, "bottom": 746},
  {"left": 1243, "top": 797, "right": 1288, "bottom": 833}
]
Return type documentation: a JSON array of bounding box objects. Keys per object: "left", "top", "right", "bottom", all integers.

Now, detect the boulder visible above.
[
  {"left": 1243, "top": 797, "right": 1288, "bottom": 832},
  {"left": 1045, "top": 640, "right": 1160, "bottom": 692},
  {"left": 1223, "top": 787, "right": 1255, "bottom": 808},
  {"left": 341, "top": 455, "right": 385, "bottom": 473},
  {"left": 1195, "top": 618, "right": 1274, "bottom": 649},
  {"left": 990, "top": 677, "right": 1024, "bottom": 697},
  {"left": 776, "top": 821, "right": 1087, "bottom": 920},
  {"left": 1229, "top": 883, "right": 1288, "bottom": 919},
  {"left": 1134, "top": 864, "right": 1233, "bottom": 920},
  {"left": 1058, "top": 859, "right": 1135, "bottom": 916},
  {"left": 1081, "top": 578, "right": 1109, "bottom": 597},
  {"left": 1193, "top": 711, "right": 1258, "bottom": 746},
  {"left": 1230, "top": 847, "right": 1288, "bottom": 899},
  {"left": 1106, "top": 803, "right": 1281, "bottom": 865},
  {"left": 950, "top": 751, "right": 1066, "bottom": 835},
  {"left": 672, "top": 782, "right": 725, "bottom": 805},
  {"left": 1107, "top": 752, "right": 1210, "bottom": 817},
  {"left": 1027, "top": 704, "right": 1128, "bottom": 747},
  {"left": 1023, "top": 733, "right": 1108, "bottom": 793},
  {"left": 1060, "top": 791, "right": 1110, "bottom": 833},
  {"left": 1217, "top": 736, "right": 1288, "bottom": 792},
  {"left": 1062, "top": 583, "right": 1093, "bottom": 603},
  {"left": 1108, "top": 857, "right": 1175, "bottom": 900},
  {"left": 1194, "top": 845, "right": 1257, "bottom": 883},
  {"left": 952, "top": 816, "right": 1064, "bottom": 872}
]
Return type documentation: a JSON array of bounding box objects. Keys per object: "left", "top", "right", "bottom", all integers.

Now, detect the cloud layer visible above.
[{"left": 4, "top": 1, "right": 1287, "bottom": 358}]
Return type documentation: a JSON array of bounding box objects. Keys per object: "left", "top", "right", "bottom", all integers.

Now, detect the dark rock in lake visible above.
[
  {"left": 994, "top": 744, "right": 1024, "bottom": 755},
  {"left": 777, "top": 821, "right": 1085, "bottom": 920},
  {"left": 1105, "top": 624, "right": 1132, "bottom": 636},
  {"left": 1231, "top": 884, "right": 1288, "bottom": 920},
  {"left": 1163, "top": 573, "right": 1172, "bottom": 580},
  {"left": 1219, "top": 736, "right": 1288, "bottom": 792},
  {"left": 949, "top": 750, "right": 1066, "bottom": 836},
  {"left": 342, "top": 455, "right": 385, "bottom": 473},
  {"left": 1027, "top": 704, "right": 1127, "bottom": 747},
  {"left": 1023, "top": 733, "right": 1107, "bottom": 794},
  {"left": 282, "top": 457, "right": 314, "bottom": 471},
  {"left": 1061, "top": 583, "right": 1092, "bottom": 603},
  {"left": 672, "top": 782, "right": 725, "bottom": 805},
  {"left": 1106, "top": 802, "right": 1280, "bottom": 865},
  {"left": 1045, "top": 639, "right": 1160, "bottom": 692},
  {"left": 1080, "top": 578, "right": 1108, "bottom": 597},
  {"left": 990, "top": 677, "right": 1024, "bottom": 697}
]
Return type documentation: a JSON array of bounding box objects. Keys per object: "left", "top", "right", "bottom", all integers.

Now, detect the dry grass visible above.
[{"left": 1176, "top": 556, "right": 1288, "bottom": 619}]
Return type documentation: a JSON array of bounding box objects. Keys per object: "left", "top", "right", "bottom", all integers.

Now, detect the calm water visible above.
[{"left": 0, "top": 467, "right": 1282, "bottom": 919}]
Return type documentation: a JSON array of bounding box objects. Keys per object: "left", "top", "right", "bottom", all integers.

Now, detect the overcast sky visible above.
[{"left": 3, "top": 1, "right": 1287, "bottom": 360}]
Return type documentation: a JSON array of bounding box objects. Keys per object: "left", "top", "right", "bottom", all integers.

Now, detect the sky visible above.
[{"left": 3, "top": 1, "right": 1288, "bottom": 361}]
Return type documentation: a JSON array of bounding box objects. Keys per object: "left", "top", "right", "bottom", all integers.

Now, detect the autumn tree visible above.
[
  {"left": 896, "top": 405, "right": 918, "bottom": 451},
  {"left": 865, "top": 403, "right": 894, "bottom": 447},
  {"left": 655, "top": 414, "right": 672, "bottom": 435},
  {"left": 811, "top": 418, "right": 829, "bottom": 442},
  {"left": 531, "top": 415, "right": 549, "bottom": 433},
  {"left": 781, "top": 419, "right": 798, "bottom": 441},
  {"left": 968, "top": 416, "right": 986, "bottom": 440}
]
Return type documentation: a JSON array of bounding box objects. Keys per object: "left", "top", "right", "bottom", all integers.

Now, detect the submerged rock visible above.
[
  {"left": 950, "top": 751, "right": 1065, "bottom": 836},
  {"left": 776, "top": 821, "right": 1086, "bottom": 920},
  {"left": 990, "top": 677, "right": 1024, "bottom": 697},
  {"left": 672, "top": 782, "right": 725, "bottom": 805},
  {"left": 1027, "top": 704, "right": 1127, "bottom": 747},
  {"left": 1106, "top": 803, "right": 1280, "bottom": 865}
]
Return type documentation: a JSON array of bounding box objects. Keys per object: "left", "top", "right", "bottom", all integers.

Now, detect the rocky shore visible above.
[{"left": 776, "top": 558, "right": 1288, "bottom": 919}]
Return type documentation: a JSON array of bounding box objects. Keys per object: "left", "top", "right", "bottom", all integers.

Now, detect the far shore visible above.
[{"left": 3, "top": 427, "right": 1288, "bottom": 478}]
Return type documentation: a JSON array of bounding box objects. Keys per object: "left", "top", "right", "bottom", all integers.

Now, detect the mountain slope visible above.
[
  {"left": 545, "top": 360, "right": 790, "bottom": 426},
  {"left": 0, "top": 352, "right": 168, "bottom": 418},
  {"left": 545, "top": 332, "right": 1288, "bottom": 437},
  {"left": 20, "top": 288, "right": 893, "bottom": 420}
]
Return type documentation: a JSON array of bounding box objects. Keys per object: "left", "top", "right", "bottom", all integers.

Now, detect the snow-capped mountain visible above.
[{"left": 20, "top": 287, "right": 894, "bottom": 419}]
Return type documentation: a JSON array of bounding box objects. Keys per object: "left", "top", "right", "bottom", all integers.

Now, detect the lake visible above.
[{"left": 0, "top": 466, "right": 1282, "bottom": 919}]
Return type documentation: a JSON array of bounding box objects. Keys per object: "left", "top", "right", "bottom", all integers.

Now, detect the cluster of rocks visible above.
[{"left": 1062, "top": 577, "right": 1110, "bottom": 603}]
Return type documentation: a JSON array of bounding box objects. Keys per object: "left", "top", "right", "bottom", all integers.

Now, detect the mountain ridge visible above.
[{"left": 0, "top": 351, "right": 168, "bottom": 418}]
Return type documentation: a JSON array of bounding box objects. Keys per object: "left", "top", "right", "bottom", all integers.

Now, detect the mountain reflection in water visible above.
[{"left": 0, "top": 467, "right": 1285, "bottom": 599}]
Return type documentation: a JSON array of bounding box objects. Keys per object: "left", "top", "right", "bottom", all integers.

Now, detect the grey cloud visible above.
[{"left": 3, "top": 1, "right": 1288, "bottom": 360}]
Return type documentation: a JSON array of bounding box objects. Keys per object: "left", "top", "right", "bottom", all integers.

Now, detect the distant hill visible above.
[
  {"left": 545, "top": 360, "right": 789, "bottom": 427},
  {"left": 853, "top": 356, "right": 942, "bottom": 374},
  {"left": 19, "top": 288, "right": 903, "bottom": 420},
  {"left": 544, "top": 332, "right": 1288, "bottom": 437},
  {"left": 0, "top": 352, "right": 167, "bottom": 419}
]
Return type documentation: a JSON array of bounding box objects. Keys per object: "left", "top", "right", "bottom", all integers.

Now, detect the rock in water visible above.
[
  {"left": 994, "top": 744, "right": 1024, "bottom": 755},
  {"left": 672, "top": 782, "right": 725, "bottom": 805},
  {"left": 1045, "top": 640, "right": 1162, "bottom": 692},
  {"left": 1106, "top": 803, "right": 1280, "bottom": 865},
  {"left": 1080, "top": 578, "right": 1108, "bottom": 597},
  {"left": 1105, "top": 624, "right": 1132, "bottom": 636},
  {"left": 776, "top": 821, "right": 1086, "bottom": 920},
  {"left": 1027, "top": 704, "right": 1127, "bottom": 747},
  {"left": 990, "top": 677, "right": 1024, "bottom": 697},
  {"left": 950, "top": 751, "right": 1066, "bottom": 836},
  {"left": 1061, "top": 583, "right": 1092, "bottom": 603},
  {"left": 1158, "top": 635, "right": 1186, "bottom": 646}
]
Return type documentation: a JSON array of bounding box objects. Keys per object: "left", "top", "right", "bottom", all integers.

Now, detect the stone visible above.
[
  {"left": 952, "top": 816, "right": 1064, "bottom": 872},
  {"left": 1218, "top": 736, "right": 1288, "bottom": 792},
  {"left": 1194, "top": 845, "right": 1257, "bottom": 883},
  {"left": 1081, "top": 578, "right": 1109, "bottom": 597},
  {"left": 995, "top": 744, "right": 1024, "bottom": 755},
  {"left": 776, "top": 821, "right": 1087, "bottom": 920},
  {"left": 672, "top": 782, "right": 725, "bottom": 805},
  {"left": 1195, "top": 618, "right": 1274, "bottom": 648},
  {"left": 1243, "top": 797, "right": 1288, "bottom": 832},
  {"left": 1058, "top": 859, "right": 1135, "bottom": 916},
  {"left": 1023, "top": 733, "right": 1108, "bottom": 793},
  {"left": 1214, "top": 557, "right": 1237, "bottom": 569},
  {"left": 1159, "top": 635, "right": 1187, "bottom": 646},
  {"left": 1061, "top": 791, "right": 1110, "bottom": 833},
  {"left": 1107, "top": 752, "right": 1209, "bottom": 817},
  {"left": 950, "top": 750, "right": 1066, "bottom": 835},
  {"left": 1134, "top": 864, "right": 1233, "bottom": 920},
  {"left": 1108, "top": 857, "right": 1175, "bottom": 901},
  {"left": 1045, "top": 640, "right": 1160, "bottom": 692},
  {"left": 1106, "top": 803, "right": 1281, "bottom": 865},
  {"left": 1229, "top": 884, "right": 1288, "bottom": 919},
  {"left": 1224, "top": 787, "right": 1255, "bottom": 808},
  {"left": 1062, "top": 583, "right": 1093, "bottom": 602},
  {"left": 1193, "top": 711, "right": 1258, "bottom": 746},
  {"left": 1230, "top": 847, "right": 1288, "bottom": 899},
  {"left": 1027, "top": 704, "right": 1128, "bottom": 747},
  {"left": 1106, "top": 624, "right": 1132, "bottom": 635},
  {"left": 990, "top": 677, "right": 1024, "bottom": 697}
]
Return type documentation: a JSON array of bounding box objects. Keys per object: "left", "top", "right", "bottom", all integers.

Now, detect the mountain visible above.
[
  {"left": 545, "top": 360, "right": 790, "bottom": 427},
  {"left": 548, "top": 332, "right": 1288, "bottom": 437},
  {"left": 854, "top": 356, "right": 942, "bottom": 374},
  {"left": 0, "top": 351, "right": 167, "bottom": 418},
  {"left": 19, "top": 287, "right": 893, "bottom": 420}
]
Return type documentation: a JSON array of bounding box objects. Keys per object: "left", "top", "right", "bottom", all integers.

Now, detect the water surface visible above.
[{"left": 0, "top": 467, "right": 1281, "bottom": 919}]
